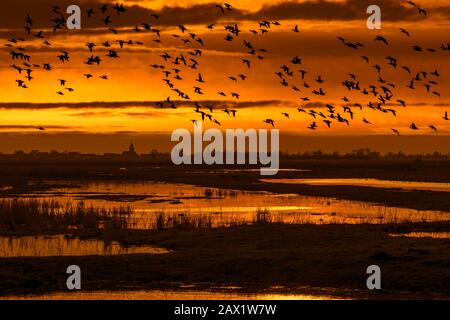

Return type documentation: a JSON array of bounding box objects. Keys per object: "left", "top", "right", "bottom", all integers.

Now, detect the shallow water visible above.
[
  {"left": 0, "top": 235, "right": 169, "bottom": 258},
  {"left": 261, "top": 178, "right": 450, "bottom": 192},
  {"left": 1, "top": 289, "right": 342, "bottom": 300},
  {"left": 389, "top": 232, "right": 450, "bottom": 239},
  {"left": 6, "top": 180, "right": 450, "bottom": 228}
]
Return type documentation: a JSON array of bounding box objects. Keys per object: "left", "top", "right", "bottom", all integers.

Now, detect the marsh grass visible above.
[
  {"left": 0, "top": 198, "right": 132, "bottom": 231},
  {"left": 253, "top": 208, "right": 273, "bottom": 224},
  {"left": 152, "top": 208, "right": 286, "bottom": 230},
  {"left": 203, "top": 188, "right": 238, "bottom": 198},
  {"left": 2, "top": 197, "right": 441, "bottom": 233},
  {"left": 149, "top": 206, "right": 442, "bottom": 230},
  {"left": 153, "top": 211, "right": 213, "bottom": 230}
]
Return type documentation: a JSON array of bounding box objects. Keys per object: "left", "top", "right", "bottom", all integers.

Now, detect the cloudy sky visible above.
[{"left": 0, "top": 0, "right": 449, "bottom": 153}]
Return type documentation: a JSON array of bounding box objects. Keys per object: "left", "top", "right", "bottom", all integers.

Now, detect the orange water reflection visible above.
[
  {"left": 261, "top": 178, "right": 450, "bottom": 193},
  {"left": 1, "top": 290, "right": 343, "bottom": 300},
  {"left": 0, "top": 235, "right": 169, "bottom": 258},
  {"left": 389, "top": 232, "right": 450, "bottom": 239},
  {"left": 8, "top": 181, "right": 450, "bottom": 228}
]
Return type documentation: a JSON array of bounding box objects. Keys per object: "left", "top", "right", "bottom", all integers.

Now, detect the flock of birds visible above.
[{"left": 3, "top": 1, "right": 449, "bottom": 134}]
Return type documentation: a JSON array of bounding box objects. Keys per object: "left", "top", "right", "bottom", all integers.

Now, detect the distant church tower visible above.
[
  {"left": 123, "top": 143, "right": 138, "bottom": 156},
  {"left": 129, "top": 143, "right": 136, "bottom": 154}
]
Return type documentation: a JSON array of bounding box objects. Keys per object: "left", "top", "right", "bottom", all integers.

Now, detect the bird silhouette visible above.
[
  {"left": 196, "top": 73, "right": 205, "bottom": 83},
  {"left": 418, "top": 8, "right": 427, "bottom": 16},
  {"left": 399, "top": 28, "right": 410, "bottom": 37},
  {"left": 114, "top": 3, "right": 126, "bottom": 15},
  {"left": 3, "top": 0, "right": 446, "bottom": 139},
  {"left": 374, "top": 36, "right": 389, "bottom": 46}
]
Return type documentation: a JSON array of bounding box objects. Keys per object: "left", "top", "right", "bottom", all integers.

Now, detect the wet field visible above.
[
  {"left": 3, "top": 179, "right": 450, "bottom": 229},
  {"left": 1, "top": 160, "right": 450, "bottom": 299}
]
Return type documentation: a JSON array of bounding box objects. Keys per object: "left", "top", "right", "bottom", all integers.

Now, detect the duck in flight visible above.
[
  {"left": 399, "top": 28, "right": 410, "bottom": 37},
  {"left": 196, "top": 73, "right": 205, "bottom": 83},
  {"left": 7, "top": 0, "right": 446, "bottom": 137},
  {"left": 264, "top": 119, "right": 275, "bottom": 127},
  {"left": 308, "top": 122, "right": 318, "bottom": 130},
  {"left": 114, "top": 3, "right": 126, "bottom": 15},
  {"left": 374, "top": 35, "right": 389, "bottom": 46}
]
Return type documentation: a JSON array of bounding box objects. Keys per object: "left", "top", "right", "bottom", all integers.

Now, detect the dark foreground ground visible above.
[{"left": 0, "top": 221, "right": 450, "bottom": 299}]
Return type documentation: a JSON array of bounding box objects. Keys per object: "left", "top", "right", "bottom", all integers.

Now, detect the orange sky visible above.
[{"left": 0, "top": 0, "right": 449, "bottom": 153}]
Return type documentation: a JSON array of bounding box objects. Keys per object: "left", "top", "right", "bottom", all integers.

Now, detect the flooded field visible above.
[
  {"left": 1, "top": 289, "right": 344, "bottom": 300},
  {"left": 261, "top": 178, "right": 450, "bottom": 192},
  {"left": 0, "top": 235, "right": 169, "bottom": 258},
  {"left": 389, "top": 232, "right": 450, "bottom": 239},
  {"left": 3, "top": 180, "right": 450, "bottom": 228}
]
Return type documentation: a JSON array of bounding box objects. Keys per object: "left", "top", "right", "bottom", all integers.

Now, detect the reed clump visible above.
[
  {"left": 153, "top": 211, "right": 213, "bottom": 230},
  {"left": 0, "top": 198, "right": 132, "bottom": 231},
  {"left": 253, "top": 208, "right": 274, "bottom": 224}
]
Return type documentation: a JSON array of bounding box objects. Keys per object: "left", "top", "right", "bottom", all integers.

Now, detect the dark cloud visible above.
[
  {"left": 0, "top": 0, "right": 245, "bottom": 30},
  {"left": 0, "top": 100, "right": 446, "bottom": 114},
  {"left": 0, "top": 0, "right": 441, "bottom": 33},
  {"left": 68, "top": 110, "right": 115, "bottom": 116},
  {"left": 248, "top": 0, "right": 424, "bottom": 22},
  {"left": 0, "top": 100, "right": 287, "bottom": 110},
  {"left": 0, "top": 101, "right": 161, "bottom": 109},
  {"left": 0, "top": 125, "right": 75, "bottom": 129},
  {"left": 432, "top": 5, "right": 450, "bottom": 19}
]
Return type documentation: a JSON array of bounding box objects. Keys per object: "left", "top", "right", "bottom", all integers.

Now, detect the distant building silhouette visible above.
[{"left": 122, "top": 143, "right": 138, "bottom": 156}]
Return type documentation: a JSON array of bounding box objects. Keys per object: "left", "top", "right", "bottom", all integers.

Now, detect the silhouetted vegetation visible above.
[
  {"left": 153, "top": 212, "right": 213, "bottom": 230},
  {"left": 253, "top": 208, "right": 274, "bottom": 224},
  {"left": 281, "top": 148, "right": 450, "bottom": 160},
  {"left": 0, "top": 148, "right": 449, "bottom": 164},
  {"left": 0, "top": 199, "right": 132, "bottom": 231}
]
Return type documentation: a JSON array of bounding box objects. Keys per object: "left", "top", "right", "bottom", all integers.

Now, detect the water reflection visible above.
[
  {"left": 261, "top": 178, "right": 450, "bottom": 192},
  {"left": 2, "top": 290, "right": 343, "bottom": 300},
  {"left": 4, "top": 181, "right": 450, "bottom": 228},
  {"left": 0, "top": 235, "right": 169, "bottom": 258},
  {"left": 389, "top": 232, "right": 450, "bottom": 239}
]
